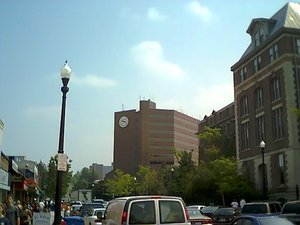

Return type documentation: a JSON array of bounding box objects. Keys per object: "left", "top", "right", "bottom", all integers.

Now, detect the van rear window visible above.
[
  {"left": 129, "top": 201, "right": 155, "bottom": 224},
  {"left": 159, "top": 200, "right": 185, "bottom": 224}
]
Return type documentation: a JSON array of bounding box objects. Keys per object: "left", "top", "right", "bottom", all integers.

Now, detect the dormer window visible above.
[{"left": 254, "top": 28, "right": 264, "bottom": 47}]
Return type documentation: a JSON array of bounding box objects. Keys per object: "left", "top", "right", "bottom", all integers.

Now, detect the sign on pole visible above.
[{"left": 33, "top": 212, "right": 51, "bottom": 225}]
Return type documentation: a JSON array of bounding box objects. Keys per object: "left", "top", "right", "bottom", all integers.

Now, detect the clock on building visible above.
[{"left": 119, "top": 116, "right": 129, "bottom": 128}]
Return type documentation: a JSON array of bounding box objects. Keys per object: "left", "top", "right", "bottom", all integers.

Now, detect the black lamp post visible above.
[
  {"left": 260, "top": 140, "right": 267, "bottom": 199},
  {"left": 53, "top": 61, "right": 72, "bottom": 225}
]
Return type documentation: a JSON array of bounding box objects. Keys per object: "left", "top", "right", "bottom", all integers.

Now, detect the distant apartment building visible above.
[
  {"left": 113, "top": 100, "right": 199, "bottom": 175},
  {"left": 231, "top": 2, "right": 300, "bottom": 200},
  {"left": 90, "top": 163, "right": 113, "bottom": 180},
  {"left": 198, "top": 102, "right": 236, "bottom": 161}
]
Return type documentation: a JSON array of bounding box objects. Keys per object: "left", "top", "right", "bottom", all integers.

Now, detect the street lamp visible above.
[
  {"left": 53, "top": 61, "right": 72, "bottom": 225},
  {"left": 170, "top": 168, "right": 174, "bottom": 195},
  {"left": 260, "top": 140, "right": 267, "bottom": 199}
]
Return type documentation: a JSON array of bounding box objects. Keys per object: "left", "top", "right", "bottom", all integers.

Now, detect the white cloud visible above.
[
  {"left": 147, "top": 7, "right": 166, "bottom": 21},
  {"left": 72, "top": 74, "right": 117, "bottom": 88},
  {"left": 186, "top": 1, "right": 212, "bottom": 22},
  {"left": 158, "top": 82, "right": 234, "bottom": 120},
  {"left": 130, "top": 41, "right": 185, "bottom": 80}
]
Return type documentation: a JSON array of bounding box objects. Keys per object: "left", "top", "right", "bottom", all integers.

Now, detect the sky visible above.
[{"left": 0, "top": 0, "right": 294, "bottom": 173}]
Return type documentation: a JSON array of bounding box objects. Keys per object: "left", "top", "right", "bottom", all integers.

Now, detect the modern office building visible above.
[
  {"left": 198, "top": 102, "right": 236, "bottom": 161},
  {"left": 231, "top": 2, "right": 300, "bottom": 200},
  {"left": 113, "top": 100, "right": 199, "bottom": 175}
]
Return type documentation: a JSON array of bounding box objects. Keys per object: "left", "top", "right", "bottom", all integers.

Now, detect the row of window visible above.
[
  {"left": 240, "top": 43, "right": 279, "bottom": 82},
  {"left": 240, "top": 77, "right": 281, "bottom": 117},
  {"left": 241, "top": 106, "right": 283, "bottom": 149}
]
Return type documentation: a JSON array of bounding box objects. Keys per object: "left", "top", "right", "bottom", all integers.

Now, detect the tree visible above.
[
  {"left": 105, "top": 169, "right": 135, "bottom": 197},
  {"left": 37, "top": 161, "right": 48, "bottom": 200},
  {"left": 71, "top": 167, "right": 99, "bottom": 191},
  {"left": 46, "top": 155, "right": 72, "bottom": 200}
]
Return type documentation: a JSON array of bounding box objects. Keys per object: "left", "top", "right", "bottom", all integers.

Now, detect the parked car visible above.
[
  {"left": 212, "top": 207, "right": 240, "bottom": 225},
  {"left": 80, "top": 203, "right": 105, "bottom": 217},
  {"left": 281, "top": 200, "right": 300, "bottom": 225},
  {"left": 201, "top": 206, "right": 220, "bottom": 218},
  {"left": 84, "top": 208, "right": 106, "bottom": 225},
  {"left": 229, "top": 214, "right": 295, "bottom": 225},
  {"left": 187, "top": 205, "right": 206, "bottom": 211},
  {"left": 102, "top": 195, "right": 191, "bottom": 225},
  {"left": 187, "top": 208, "right": 213, "bottom": 225},
  {"left": 71, "top": 204, "right": 82, "bottom": 216},
  {"left": 240, "top": 202, "right": 281, "bottom": 215}
]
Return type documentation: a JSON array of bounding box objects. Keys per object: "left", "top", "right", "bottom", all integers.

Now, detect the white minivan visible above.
[{"left": 101, "top": 196, "right": 191, "bottom": 225}]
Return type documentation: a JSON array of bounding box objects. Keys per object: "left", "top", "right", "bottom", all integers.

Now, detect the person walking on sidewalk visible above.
[
  {"left": 0, "top": 202, "right": 10, "bottom": 225},
  {"left": 5, "top": 194, "right": 20, "bottom": 225}
]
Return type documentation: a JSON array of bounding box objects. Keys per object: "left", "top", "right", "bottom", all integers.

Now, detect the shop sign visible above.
[{"left": 0, "top": 168, "right": 8, "bottom": 185}]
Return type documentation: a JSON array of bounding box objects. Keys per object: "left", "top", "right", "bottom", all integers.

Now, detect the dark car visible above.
[
  {"left": 240, "top": 202, "right": 281, "bottom": 215},
  {"left": 281, "top": 200, "right": 300, "bottom": 225},
  {"left": 79, "top": 203, "right": 105, "bottom": 217},
  {"left": 201, "top": 206, "right": 220, "bottom": 218},
  {"left": 187, "top": 208, "right": 213, "bottom": 225},
  {"left": 212, "top": 207, "right": 240, "bottom": 225},
  {"left": 230, "top": 214, "right": 295, "bottom": 225}
]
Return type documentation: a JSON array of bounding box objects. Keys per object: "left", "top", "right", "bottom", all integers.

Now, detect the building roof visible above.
[{"left": 241, "top": 2, "right": 300, "bottom": 59}]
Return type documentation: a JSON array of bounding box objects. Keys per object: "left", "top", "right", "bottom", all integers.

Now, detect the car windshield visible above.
[
  {"left": 242, "top": 204, "right": 267, "bottom": 214},
  {"left": 259, "top": 217, "right": 294, "bottom": 225},
  {"left": 282, "top": 203, "right": 300, "bottom": 214},
  {"left": 188, "top": 209, "right": 202, "bottom": 216},
  {"left": 214, "top": 208, "right": 234, "bottom": 215},
  {"left": 202, "top": 206, "right": 218, "bottom": 213}
]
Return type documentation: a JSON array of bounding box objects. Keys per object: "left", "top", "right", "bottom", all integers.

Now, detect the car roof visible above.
[{"left": 112, "top": 195, "right": 183, "bottom": 201}]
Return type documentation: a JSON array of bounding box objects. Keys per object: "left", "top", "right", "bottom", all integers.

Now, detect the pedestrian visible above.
[
  {"left": 0, "top": 202, "right": 10, "bottom": 225},
  {"left": 240, "top": 199, "right": 246, "bottom": 208},
  {"left": 20, "top": 202, "right": 32, "bottom": 225},
  {"left": 5, "top": 194, "right": 20, "bottom": 225},
  {"left": 231, "top": 199, "right": 239, "bottom": 208}
]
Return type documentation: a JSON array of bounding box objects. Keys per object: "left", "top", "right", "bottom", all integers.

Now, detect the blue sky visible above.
[{"left": 0, "top": 0, "right": 292, "bottom": 173}]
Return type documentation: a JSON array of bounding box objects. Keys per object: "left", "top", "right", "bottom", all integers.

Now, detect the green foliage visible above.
[
  {"left": 105, "top": 169, "right": 135, "bottom": 197},
  {"left": 71, "top": 167, "right": 98, "bottom": 191},
  {"left": 45, "top": 155, "right": 72, "bottom": 200}
]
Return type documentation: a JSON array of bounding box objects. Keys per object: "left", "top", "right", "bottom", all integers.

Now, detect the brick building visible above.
[
  {"left": 113, "top": 100, "right": 199, "bottom": 175},
  {"left": 231, "top": 2, "right": 300, "bottom": 200}
]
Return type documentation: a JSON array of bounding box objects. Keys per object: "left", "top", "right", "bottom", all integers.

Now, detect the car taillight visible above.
[
  {"left": 121, "top": 210, "right": 127, "bottom": 224},
  {"left": 185, "top": 207, "right": 190, "bottom": 220}
]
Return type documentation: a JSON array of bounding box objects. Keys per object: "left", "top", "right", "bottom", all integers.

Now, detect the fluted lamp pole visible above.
[
  {"left": 260, "top": 140, "right": 267, "bottom": 200},
  {"left": 53, "top": 61, "right": 72, "bottom": 225}
]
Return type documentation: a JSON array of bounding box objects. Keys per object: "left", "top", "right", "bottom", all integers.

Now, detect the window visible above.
[
  {"left": 279, "top": 153, "right": 285, "bottom": 184},
  {"left": 272, "top": 107, "right": 283, "bottom": 140},
  {"left": 254, "top": 28, "right": 264, "bottom": 47},
  {"left": 241, "top": 121, "right": 250, "bottom": 149},
  {"left": 129, "top": 201, "right": 156, "bottom": 224},
  {"left": 271, "top": 77, "right": 281, "bottom": 101},
  {"left": 159, "top": 200, "right": 185, "bottom": 223},
  {"left": 254, "top": 56, "right": 262, "bottom": 73},
  {"left": 255, "top": 87, "right": 264, "bottom": 109},
  {"left": 240, "top": 96, "right": 249, "bottom": 116},
  {"left": 296, "top": 39, "right": 300, "bottom": 54},
  {"left": 256, "top": 115, "right": 265, "bottom": 145},
  {"left": 269, "top": 44, "right": 279, "bottom": 62},
  {"left": 240, "top": 67, "right": 247, "bottom": 82}
]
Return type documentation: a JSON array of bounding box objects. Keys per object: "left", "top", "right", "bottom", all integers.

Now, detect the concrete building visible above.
[
  {"left": 90, "top": 163, "right": 113, "bottom": 180},
  {"left": 231, "top": 2, "right": 300, "bottom": 200},
  {"left": 198, "top": 102, "right": 236, "bottom": 161},
  {"left": 113, "top": 100, "right": 199, "bottom": 175}
]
